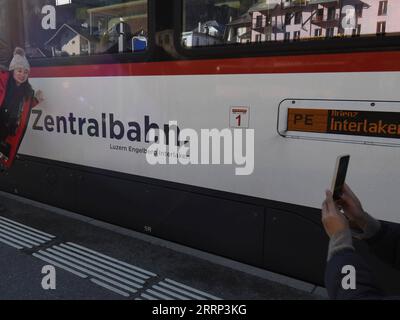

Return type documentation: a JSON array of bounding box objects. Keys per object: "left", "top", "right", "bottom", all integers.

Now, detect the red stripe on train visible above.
[{"left": 30, "top": 51, "right": 400, "bottom": 78}]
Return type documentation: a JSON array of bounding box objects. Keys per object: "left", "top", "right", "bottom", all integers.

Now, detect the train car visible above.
[{"left": 1, "top": 0, "right": 400, "bottom": 290}]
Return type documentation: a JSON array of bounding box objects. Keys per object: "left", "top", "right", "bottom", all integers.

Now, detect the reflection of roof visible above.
[
  {"left": 248, "top": 1, "right": 280, "bottom": 13},
  {"left": 227, "top": 13, "right": 251, "bottom": 26},
  {"left": 45, "top": 24, "right": 98, "bottom": 46}
]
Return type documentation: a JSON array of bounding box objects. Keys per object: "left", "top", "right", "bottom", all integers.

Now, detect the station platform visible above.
[{"left": 0, "top": 191, "right": 326, "bottom": 300}]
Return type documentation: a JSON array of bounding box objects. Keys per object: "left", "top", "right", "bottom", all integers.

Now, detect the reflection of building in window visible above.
[
  {"left": 249, "top": 1, "right": 279, "bottom": 43},
  {"left": 310, "top": 1, "right": 340, "bottom": 39},
  {"left": 353, "top": 0, "right": 398, "bottom": 37},
  {"left": 183, "top": 0, "right": 400, "bottom": 46},
  {"left": 45, "top": 24, "right": 98, "bottom": 57},
  {"left": 226, "top": 13, "right": 252, "bottom": 44},
  {"left": 22, "top": 0, "right": 148, "bottom": 58},
  {"left": 87, "top": 1, "right": 148, "bottom": 37},
  {"left": 182, "top": 21, "right": 225, "bottom": 47},
  {"left": 87, "top": 0, "right": 148, "bottom": 53}
]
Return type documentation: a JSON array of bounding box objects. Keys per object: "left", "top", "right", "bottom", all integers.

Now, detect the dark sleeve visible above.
[
  {"left": 366, "top": 222, "right": 400, "bottom": 269},
  {"left": 325, "top": 248, "right": 384, "bottom": 300}
]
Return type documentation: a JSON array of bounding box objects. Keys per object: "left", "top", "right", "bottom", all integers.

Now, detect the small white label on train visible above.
[{"left": 230, "top": 107, "right": 250, "bottom": 128}]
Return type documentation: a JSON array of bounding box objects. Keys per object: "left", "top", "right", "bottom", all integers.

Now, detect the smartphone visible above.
[{"left": 331, "top": 155, "right": 350, "bottom": 201}]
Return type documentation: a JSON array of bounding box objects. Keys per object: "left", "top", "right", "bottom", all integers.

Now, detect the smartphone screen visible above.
[{"left": 331, "top": 155, "right": 350, "bottom": 201}]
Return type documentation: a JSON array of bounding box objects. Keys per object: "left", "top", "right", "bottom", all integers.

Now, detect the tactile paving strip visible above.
[{"left": 0, "top": 216, "right": 55, "bottom": 250}]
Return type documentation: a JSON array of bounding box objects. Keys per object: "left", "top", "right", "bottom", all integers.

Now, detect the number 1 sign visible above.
[{"left": 230, "top": 107, "right": 250, "bottom": 129}]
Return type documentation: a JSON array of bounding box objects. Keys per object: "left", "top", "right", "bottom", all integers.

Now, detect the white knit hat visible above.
[{"left": 9, "top": 47, "right": 30, "bottom": 72}]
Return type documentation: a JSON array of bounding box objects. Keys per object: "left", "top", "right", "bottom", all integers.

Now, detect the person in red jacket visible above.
[{"left": 0, "top": 47, "right": 43, "bottom": 211}]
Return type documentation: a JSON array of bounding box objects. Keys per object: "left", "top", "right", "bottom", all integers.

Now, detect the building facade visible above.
[{"left": 248, "top": 0, "right": 400, "bottom": 43}]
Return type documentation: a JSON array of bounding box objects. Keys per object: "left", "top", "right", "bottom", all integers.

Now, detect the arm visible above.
[
  {"left": 338, "top": 185, "right": 400, "bottom": 269},
  {"left": 322, "top": 191, "right": 384, "bottom": 299}
]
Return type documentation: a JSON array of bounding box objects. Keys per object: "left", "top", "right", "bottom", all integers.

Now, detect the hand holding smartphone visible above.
[{"left": 331, "top": 155, "right": 350, "bottom": 201}]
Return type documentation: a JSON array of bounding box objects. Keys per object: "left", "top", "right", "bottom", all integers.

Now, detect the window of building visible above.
[
  {"left": 326, "top": 27, "right": 334, "bottom": 38},
  {"left": 352, "top": 24, "right": 361, "bottom": 37},
  {"left": 81, "top": 42, "right": 88, "bottom": 51},
  {"left": 255, "top": 34, "right": 262, "bottom": 42},
  {"left": 378, "top": 1, "right": 388, "bottom": 16},
  {"left": 284, "top": 32, "right": 290, "bottom": 41},
  {"left": 294, "top": 12, "right": 302, "bottom": 25},
  {"left": 22, "top": 0, "right": 148, "bottom": 59},
  {"left": 293, "top": 31, "right": 300, "bottom": 41},
  {"left": 327, "top": 7, "right": 336, "bottom": 21},
  {"left": 316, "top": 8, "right": 323, "bottom": 21},
  {"left": 314, "top": 29, "right": 322, "bottom": 37},
  {"left": 285, "top": 13, "right": 292, "bottom": 25},
  {"left": 256, "top": 15, "right": 263, "bottom": 28},
  {"left": 377, "top": 21, "right": 386, "bottom": 34}
]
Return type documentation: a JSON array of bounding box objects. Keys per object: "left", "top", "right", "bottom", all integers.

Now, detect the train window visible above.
[
  {"left": 0, "top": 0, "right": 13, "bottom": 67},
  {"left": 22, "top": 0, "right": 148, "bottom": 59},
  {"left": 182, "top": 0, "right": 400, "bottom": 48}
]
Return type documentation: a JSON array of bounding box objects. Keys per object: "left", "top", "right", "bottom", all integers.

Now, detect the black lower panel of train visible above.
[{"left": 1, "top": 155, "right": 399, "bottom": 294}]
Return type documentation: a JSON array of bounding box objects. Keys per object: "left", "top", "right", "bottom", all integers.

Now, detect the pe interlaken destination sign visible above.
[{"left": 287, "top": 109, "right": 400, "bottom": 139}]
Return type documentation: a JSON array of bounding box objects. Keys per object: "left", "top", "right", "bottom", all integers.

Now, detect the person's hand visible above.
[
  {"left": 336, "top": 184, "right": 368, "bottom": 230},
  {"left": 322, "top": 190, "right": 349, "bottom": 238},
  {"left": 35, "top": 90, "right": 44, "bottom": 103}
]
